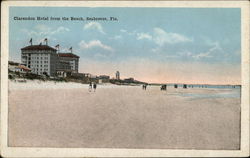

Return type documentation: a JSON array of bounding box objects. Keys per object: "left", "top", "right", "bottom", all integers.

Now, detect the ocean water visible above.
[
  {"left": 179, "top": 89, "right": 241, "bottom": 99},
  {"left": 166, "top": 84, "right": 241, "bottom": 89},
  {"left": 162, "top": 84, "right": 241, "bottom": 99}
]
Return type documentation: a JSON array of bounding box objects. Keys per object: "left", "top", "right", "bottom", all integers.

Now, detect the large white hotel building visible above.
[{"left": 21, "top": 44, "right": 79, "bottom": 77}]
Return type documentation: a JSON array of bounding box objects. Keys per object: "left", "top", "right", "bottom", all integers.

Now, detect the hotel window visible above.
[{"left": 37, "top": 57, "right": 39, "bottom": 59}]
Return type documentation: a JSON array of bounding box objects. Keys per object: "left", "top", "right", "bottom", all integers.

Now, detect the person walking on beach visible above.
[
  {"left": 89, "top": 82, "right": 92, "bottom": 92},
  {"left": 142, "top": 84, "right": 147, "bottom": 90},
  {"left": 93, "top": 83, "right": 97, "bottom": 92}
]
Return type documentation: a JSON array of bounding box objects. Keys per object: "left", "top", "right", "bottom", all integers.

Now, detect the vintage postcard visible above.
[{"left": 1, "top": 0, "right": 249, "bottom": 157}]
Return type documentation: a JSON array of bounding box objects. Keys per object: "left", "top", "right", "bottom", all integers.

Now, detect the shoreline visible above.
[{"left": 8, "top": 79, "right": 241, "bottom": 90}]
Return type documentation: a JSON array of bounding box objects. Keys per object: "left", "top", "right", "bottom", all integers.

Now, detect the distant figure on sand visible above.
[
  {"left": 93, "top": 83, "right": 97, "bottom": 92},
  {"left": 161, "top": 85, "right": 167, "bottom": 90},
  {"left": 89, "top": 82, "right": 92, "bottom": 92},
  {"left": 183, "top": 84, "right": 187, "bottom": 89},
  {"left": 142, "top": 84, "right": 147, "bottom": 90}
]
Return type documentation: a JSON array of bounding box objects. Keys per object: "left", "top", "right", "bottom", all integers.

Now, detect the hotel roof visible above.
[
  {"left": 58, "top": 53, "right": 80, "bottom": 58},
  {"left": 21, "top": 45, "right": 57, "bottom": 51}
]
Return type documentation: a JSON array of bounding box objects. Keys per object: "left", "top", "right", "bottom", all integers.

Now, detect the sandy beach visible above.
[{"left": 8, "top": 80, "right": 241, "bottom": 149}]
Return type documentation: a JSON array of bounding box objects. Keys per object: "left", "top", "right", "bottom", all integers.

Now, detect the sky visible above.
[{"left": 9, "top": 7, "right": 241, "bottom": 84}]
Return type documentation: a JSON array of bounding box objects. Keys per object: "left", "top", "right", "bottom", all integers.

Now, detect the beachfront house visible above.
[
  {"left": 8, "top": 61, "right": 31, "bottom": 73},
  {"left": 98, "top": 75, "right": 110, "bottom": 83},
  {"left": 124, "top": 78, "right": 134, "bottom": 83}
]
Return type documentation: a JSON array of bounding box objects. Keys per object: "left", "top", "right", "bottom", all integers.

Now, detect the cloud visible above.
[
  {"left": 151, "top": 39, "right": 226, "bottom": 62},
  {"left": 193, "top": 52, "right": 212, "bottom": 59},
  {"left": 78, "top": 40, "right": 114, "bottom": 52},
  {"left": 24, "top": 24, "right": 70, "bottom": 36},
  {"left": 128, "top": 30, "right": 137, "bottom": 36},
  {"left": 120, "top": 29, "right": 137, "bottom": 36},
  {"left": 178, "top": 50, "right": 193, "bottom": 57},
  {"left": 34, "top": 24, "right": 50, "bottom": 34},
  {"left": 120, "top": 29, "right": 127, "bottom": 33},
  {"left": 83, "top": 22, "right": 105, "bottom": 34},
  {"left": 21, "top": 24, "right": 70, "bottom": 44},
  {"left": 193, "top": 42, "right": 223, "bottom": 59},
  {"left": 136, "top": 33, "right": 152, "bottom": 40},
  {"left": 176, "top": 42, "right": 224, "bottom": 60},
  {"left": 58, "top": 46, "right": 73, "bottom": 53},
  {"left": 51, "top": 26, "right": 70, "bottom": 34},
  {"left": 136, "top": 27, "right": 192, "bottom": 48},
  {"left": 153, "top": 28, "right": 193, "bottom": 46},
  {"left": 110, "top": 35, "right": 122, "bottom": 40}
]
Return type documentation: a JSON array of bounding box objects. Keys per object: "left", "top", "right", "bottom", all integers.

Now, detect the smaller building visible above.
[
  {"left": 83, "top": 73, "right": 91, "bottom": 78},
  {"left": 124, "top": 78, "right": 134, "bottom": 83},
  {"left": 17, "top": 65, "right": 32, "bottom": 73},
  {"left": 8, "top": 61, "right": 31, "bottom": 73},
  {"left": 98, "top": 75, "right": 110, "bottom": 83},
  {"left": 71, "top": 73, "right": 93, "bottom": 83},
  {"left": 99, "top": 75, "right": 110, "bottom": 80}
]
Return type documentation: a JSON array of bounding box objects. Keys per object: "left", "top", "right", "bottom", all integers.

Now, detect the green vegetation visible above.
[
  {"left": 8, "top": 71, "right": 147, "bottom": 85},
  {"left": 109, "top": 79, "right": 146, "bottom": 86}
]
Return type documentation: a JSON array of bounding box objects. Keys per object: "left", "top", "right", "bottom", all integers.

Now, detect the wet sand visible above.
[{"left": 8, "top": 81, "right": 241, "bottom": 149}]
